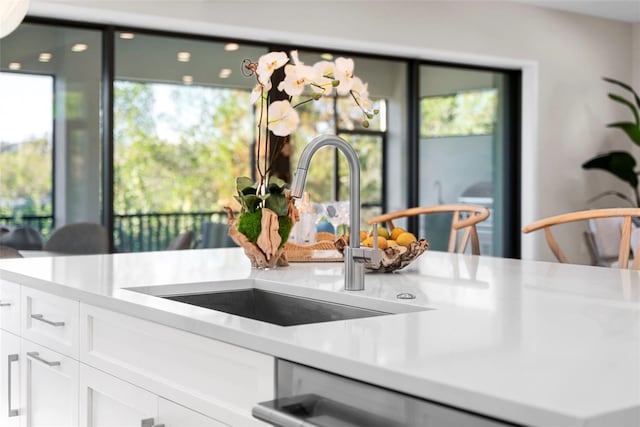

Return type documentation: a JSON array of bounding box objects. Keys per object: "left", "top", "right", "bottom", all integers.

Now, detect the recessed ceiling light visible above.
[
  {"left": 177, "top": 51, "right": 191, "bottom": 62},
  {"left": 182, "top": 75, "right": 193, "bottom": 85},
  {"left": 320, "top": 53, "right": 333, "bottom": 60},
  {"left": 224, "top": 43, "right": 239, "bottom": 52},
  {"left": 119, "top": 32, "right": 135, "bottom": 40},
  {"left": 219, "top": 68, "right": 232, "bottom": 78},
  {"left": 8, "top": 62, "right": 21, "bottom": 70},
  {"left": 38, "top": 52, "right": 53, "bottom": 63},
  {"left": 71, "top": 43, "right": 88, "bottom": 53}
]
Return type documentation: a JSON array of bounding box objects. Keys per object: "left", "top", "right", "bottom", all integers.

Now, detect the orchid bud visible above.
[
  {"left": 373, "top": 109, "right": 379, "bottom": 114},
  {"left": 332, "top": 80, "right": 340, "bottom": 87},
  {"left": 362, "top": 120, "right": 370, "bottom": 128}
]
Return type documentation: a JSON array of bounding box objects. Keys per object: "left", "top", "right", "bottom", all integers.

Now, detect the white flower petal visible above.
[
  {"left": 256, "top": 51, "right": 288, "bottom": 83},
  {"left": 267, "top": 100, "right": 300, "bottom": 136}
]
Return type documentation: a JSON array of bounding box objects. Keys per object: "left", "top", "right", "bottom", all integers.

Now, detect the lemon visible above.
[
  {"left": 362, "top": 237, "right": 374, "bottom": 247},
  {"left": 396, "top": 232, "right": 417, "bottom": 247},
  {"left": 375, "top": 226, "right": 390, "bottom": 239},
  {"left": 390, "top": 227, "right": 407, "bottom": 241},
  {"left": 360, "top": 230, "right": 369, "bottom": 241},
  {"left": 375, "top": 236, "right": 388, "bottom": 249}
]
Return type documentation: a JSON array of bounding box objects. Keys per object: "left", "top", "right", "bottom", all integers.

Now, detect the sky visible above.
[{"left": 0, "top": 72, "right": 53, "bottom": 144}]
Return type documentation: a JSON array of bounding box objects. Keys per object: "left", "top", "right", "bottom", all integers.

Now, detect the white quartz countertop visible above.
[{"left": 1, "top": 248, "right": 639, "bottom": 426}]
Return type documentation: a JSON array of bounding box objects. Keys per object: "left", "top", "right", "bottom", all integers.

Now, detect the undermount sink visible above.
[
  {"left": 126, "top": 279, "right": 425, "bottom": 327},
  {"left": 163, "top": 289, "right": 389, "bottom": 326}
]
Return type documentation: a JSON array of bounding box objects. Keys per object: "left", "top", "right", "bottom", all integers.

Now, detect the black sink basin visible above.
[{"left": 163, "top": 289, "right": 389, "bottom": 326}]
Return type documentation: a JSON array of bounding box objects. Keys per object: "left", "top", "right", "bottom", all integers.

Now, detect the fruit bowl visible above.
[{"left": 334, "top": 237, "right": 429, "bottom": 273}]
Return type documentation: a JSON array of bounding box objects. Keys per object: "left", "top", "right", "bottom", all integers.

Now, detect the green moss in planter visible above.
[{"left": 237, "top": 211, "right": 262, "bottom": 243}]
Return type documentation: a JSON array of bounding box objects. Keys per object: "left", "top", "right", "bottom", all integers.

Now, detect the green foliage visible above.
[
  {"left": 113, "top": 81, "right": 252, "bottom": 214},
  {"left": 0, "top": 137, "right": 52, "bottom": 217},
  {"left": 236, "top": 210, "right": 292, "bottom": 248},
  {"left": 582, "top": 78, "right": 640, "bottom": 207},
  {"left": 420, "top": 90, "right": 498, "bottom": 137},
  {"left": 583, "top": 151, "right": 637, "bottom": 189},
  {"left": 277, "top": 216, "right": 292, "bottom": 247},
  {"left": 237, "top": 210, "right": 262, "bottom": 243},
  {"left": 234, "top": 176, "right": 288, "bottom": 215}
]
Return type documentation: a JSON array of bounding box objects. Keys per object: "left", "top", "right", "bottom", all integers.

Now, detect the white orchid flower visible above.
[
  {"left": 267, "top": 100, "right": 300, "bottom": 136},
  {"left": 277, "top": 64, "right": 316, "bottom": 96},
  {"left": 334, "top": 57, "right": 355, "bottom": 96},
  {"left": 349, "top": 77, "right": 373, "bottom": 109},
  {"left": 256, "top": 51, "right": 288, "bottom": 86},
  {"left": 290, "top": 50, "right": 302, "bottom": 65},
  {"left": 249, "top": 83, "right": 268, "bottom": 105},
  {"left": 310, "top": 61, "right": 335, "bottom": 96}
]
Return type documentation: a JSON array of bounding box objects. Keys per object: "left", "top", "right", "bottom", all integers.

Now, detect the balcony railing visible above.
[
  {"left": 0, "top": 215, "right": 54, "bottom": 240},
  {"left": 114, "top": 211, "right": 231, "bottom": 253}
]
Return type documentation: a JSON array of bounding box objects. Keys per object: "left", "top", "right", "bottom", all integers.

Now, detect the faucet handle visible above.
[{"left": 351, "top": 247, "right": 383, "bottom": 266}]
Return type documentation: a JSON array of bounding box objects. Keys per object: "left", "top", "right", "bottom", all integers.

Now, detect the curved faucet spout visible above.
[{"left": 291, "top": 135, "right": 379, "bottom": 291}]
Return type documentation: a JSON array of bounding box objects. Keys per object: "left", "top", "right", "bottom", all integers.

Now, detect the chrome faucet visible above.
[{"left": 291, "top": 135, "right": 382, "bottom": 291}]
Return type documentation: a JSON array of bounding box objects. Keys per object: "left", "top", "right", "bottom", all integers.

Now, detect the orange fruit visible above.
[
  {"left": 390, "top": 227, "right": 407, "bottom": 240},
  {"left": 396, "top": 232, "right": 417, "bottom": 247},
  {"left": 375, "top": 236, "right": 388, "bottom": 249}
]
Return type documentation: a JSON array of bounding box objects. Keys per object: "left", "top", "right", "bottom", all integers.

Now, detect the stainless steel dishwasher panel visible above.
[{"left": 253, "top": 359, "right": 520, "bottom": 427}]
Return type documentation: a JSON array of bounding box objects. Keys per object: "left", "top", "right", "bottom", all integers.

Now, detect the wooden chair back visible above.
[
  {"left": 522, "top": 208, "right": 640, "bottom": 270},
  {"left": 367, "top": 204, "right": 491, "bottom": 255}
]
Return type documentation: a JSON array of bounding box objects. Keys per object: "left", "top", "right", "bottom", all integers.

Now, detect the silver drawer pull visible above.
[
  {"left": 26, "top": 351, "right": 61, "bottom": 367},
  {"left": 141, "top": 418, "right": 164, "bottom": 427},
  {"left": 0, "top": 301, "right": 11, "bottom": 307},
  {"left": 7, "top": 354, "right": 18, "bottom": 417},
  {"left": 31, "top": 313, "right": 65, "bottom": 327}
]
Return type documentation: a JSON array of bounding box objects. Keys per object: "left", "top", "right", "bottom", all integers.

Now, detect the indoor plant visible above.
[
  {"left": 582, "top": 77, "right": 640, "bottom": 207},
  {"left": 225, "top": 51, "right": 377, "bottom": 268}
]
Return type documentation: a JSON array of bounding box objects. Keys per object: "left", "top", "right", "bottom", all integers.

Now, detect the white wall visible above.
[{"left": 31, "top": 0, "right": 635, "bottom": 263}]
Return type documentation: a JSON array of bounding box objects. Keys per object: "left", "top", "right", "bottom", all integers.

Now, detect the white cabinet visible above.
[
  {"left": 1, "top": 330, "right": 21, "bottom": 427},
  {"left": 80, "top": 303, "right": 273, "bottom": 426},
  {"left": 0, "top": 279, "right": 273, "bottom": 427},
  {"left": 20, "top": 339, "right": 78, "bottom": 427},
  {"left": 80, "top": 363, "right": 227, "bottom": 427},
  {"left": 79, "top": 363, "right": 158, "bottom": 427},
  {"left": 159, "top": 398, "right": 227, "bottom": 427},
  {"left": 0, "top": 279, "right": 21, "bottom": 334}
]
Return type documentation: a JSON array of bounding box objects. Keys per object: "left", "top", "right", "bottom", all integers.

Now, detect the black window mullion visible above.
[{"left": 101, "top": 26, "right": 115, "bottom": 253}]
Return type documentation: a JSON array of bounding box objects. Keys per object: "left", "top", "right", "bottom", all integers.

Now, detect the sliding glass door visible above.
[{"left": 418, "top": 64, "right": 519, "bottom": 257}]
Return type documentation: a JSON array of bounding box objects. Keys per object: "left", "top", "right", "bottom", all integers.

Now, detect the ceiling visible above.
[
  {"left": 35, "top": 0, "right": 640, "bottom": 24},
  {"left": 518, "top": 0, "right": 640, "bottom": 23}
]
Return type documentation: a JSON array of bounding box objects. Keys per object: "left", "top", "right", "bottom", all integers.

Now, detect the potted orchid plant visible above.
[{"left": 225, "top": 50, "right": 377, "bottom": 268}]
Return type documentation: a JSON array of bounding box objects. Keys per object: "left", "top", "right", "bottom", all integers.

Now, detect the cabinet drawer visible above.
[
  {"left": 21, "top": 339, "right": 79, "bottom": 427},
  {"left": 22, "top": 288, "right": 79, "bottom": 358},
  {"left": 80, "top": 304, "right": 274, "bottom": 426},
  {"left": 0, "top": 280, "right": 21, "bottom": 334}
]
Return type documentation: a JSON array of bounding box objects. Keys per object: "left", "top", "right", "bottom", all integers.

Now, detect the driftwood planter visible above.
[{"left": 224, "top": 198, "right": 299, "bottom": 269}]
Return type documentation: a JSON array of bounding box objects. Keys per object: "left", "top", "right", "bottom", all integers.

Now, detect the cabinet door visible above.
[
  {"left": 0, "top": 280, "right": 21, "bottom": 334},
  {"left": 79, "top": 363, "right": 158, "bottom": 427},
  {"left": 158, "top": 397, "right": 228, "bottom": 427},
  {"left": 20, "top": 339, "right": 78, "bottom": 427},
  {"left": 1, "top": 330, "right": 21, "bottom": 427}
]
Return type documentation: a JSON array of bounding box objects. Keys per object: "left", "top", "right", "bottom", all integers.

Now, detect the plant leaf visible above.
[
  {"left": 264, "top": 193, "right": 288, "bottom": 216},
  {"left": 267, "top": 176, "right": 286, "bottom": 195},
  {"left": 608, "top": 93, "right": 639, "bottom": 125},
  {"left": 603, "top": 77, "right": 640, "bottom": 110},
  {"left": 606, "top": 122, "right": 640, "bottom": 145},
  {"left": 236, "top": 176, "right": 256, "bottom": 194},
  {"left": 242, "top": 194, "right": 262, "bottom": 213},
  {"left": 582, "top": 151, "right": 638, "bottom": 188}
]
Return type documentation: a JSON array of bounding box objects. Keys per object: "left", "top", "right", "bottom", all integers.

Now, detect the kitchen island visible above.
[{"left": 0, "top": 248, "right": 638, "bottom": 426}]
